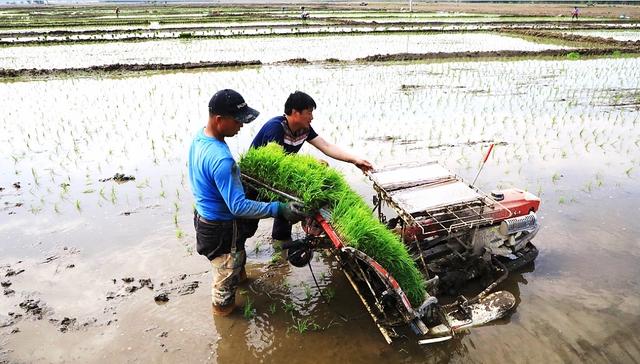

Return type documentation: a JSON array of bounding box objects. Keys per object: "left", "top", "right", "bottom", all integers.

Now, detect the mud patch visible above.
[
  {"left": 365, "top": 135, "right": 420, "bottom": 145},
  {"left": 400, "top": 84, "right": 426, "bottom": 91},
  {"left": 505, "top": 28, "right": 640, "bottom": 48},
  {"left": 18, "top": 299, "right": 48, "bottom": 320},
  {"left": 4, "top": 268, "right": 24, "bottom": 277},
  {"left": 0, "top": 60, "right": 261, "bottom": 78},
  {"left": 358, "top": 47, "right": 639, "bottom": 62},
  {"left": 275, "top": 58, "right": 309, "bottom": 64},
  {"left": 99, "top": 173, "right": 136, "bottom": 183},
  {"left": 105, "top": 272, "right": 203, "bottom": 305}
]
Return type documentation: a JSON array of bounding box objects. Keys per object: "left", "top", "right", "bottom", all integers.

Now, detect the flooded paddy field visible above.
[
  {"left": 1, "top": 2, "right": 640, "bottom": 364},
  {"left": 0, "top": 32, "right": 574, "bottom": 70},
  {"left": 565, "top": 29, "right": 640, "bottom": 42}
]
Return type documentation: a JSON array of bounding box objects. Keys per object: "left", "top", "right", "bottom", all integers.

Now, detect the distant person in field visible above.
[
  {"left": 188, "top": 89, "right": 305, "bottom": 316},
  {"left": 115, "top": 7, "right": 120, "bottom": 18},
  {"left": 300, "top": 6, "right": 310, "bottom": 20},
  {"left": 249, "top": 91, "right": 373, "bottom": 242},
  {"left": 571, "top": 7, "right": 580, "bottom": 20}
]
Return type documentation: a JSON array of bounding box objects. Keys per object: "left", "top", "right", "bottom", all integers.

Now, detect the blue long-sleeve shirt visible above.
[{"left": 188, "top": 128, "right": 279, "bottom": 221}]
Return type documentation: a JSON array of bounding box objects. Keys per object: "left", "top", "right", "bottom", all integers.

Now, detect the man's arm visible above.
[
  {"left": 308, "top": 136, "right": 373, "bottom": 172},
  {"left": 214, "top": 158, "right": 279, "bottom": 218}
]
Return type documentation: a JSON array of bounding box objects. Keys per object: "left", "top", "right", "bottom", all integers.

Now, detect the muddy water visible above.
[{"left": 1, "top": 58, "right": 639, "bottom": 363}]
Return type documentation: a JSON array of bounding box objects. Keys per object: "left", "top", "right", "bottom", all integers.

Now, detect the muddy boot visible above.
[
  {"left": 238, "top": 266, "right": 247, "bottom": 284},
  {"left": 212, "top": 301, "right": 236, "bottom": 317}
]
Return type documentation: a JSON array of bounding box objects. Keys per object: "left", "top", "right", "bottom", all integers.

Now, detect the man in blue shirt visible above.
[
  {"left": 189, "top": 89, "right": 304, "bottom": 316},
  {"left": 250, "top": 91, "right": 373, "bottom": 241}
]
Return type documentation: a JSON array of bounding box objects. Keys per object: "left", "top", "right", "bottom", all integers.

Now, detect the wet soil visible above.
[
  {"left": 0, "top": 60, "right": 261, "bottom": 78},
  {"left": 3, "top": 46, "right": 639, "bottom": 79},
  {"left": 505, "top": 28, "right": 640, "bottom": 48},
  {"left": 0, "top": 247, "right": 207, "bottom": 342},
  {"left": 98, "top": 173, "right": 136, "bottom": 183},
  {"left": 358, "top": 47, "right": 639, "bottom": 62},
  {"left": 2, "top": 199, "right": 639, "bottom": 363}
]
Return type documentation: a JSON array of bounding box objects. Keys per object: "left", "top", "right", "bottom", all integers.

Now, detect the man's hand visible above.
[
  {"left": 278, "top": 201, "right": 307, "bottom": 223},
  {"left": 353, "top": 158, "right": 373, "bottom": 173}
]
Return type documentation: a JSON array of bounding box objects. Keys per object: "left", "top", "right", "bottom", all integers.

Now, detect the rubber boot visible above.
[
  {"left": 238, "top": 266, "right": 247, "bottom": 284},
  {"left": 212, "top": 301, "right": 235, "bottom": 317}
]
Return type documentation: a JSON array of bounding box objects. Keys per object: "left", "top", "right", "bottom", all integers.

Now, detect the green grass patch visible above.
[
  {"left": 567, "top": 51, "right": 581, "bottom": 60},
  {"left": 239, "top": 143, "right": 426, "bottom": 306}
]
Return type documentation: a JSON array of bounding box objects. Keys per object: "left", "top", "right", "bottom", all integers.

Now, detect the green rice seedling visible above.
[
  {"left": 254, "top": 240, "right": 263, "bottom": 254},
  {"left": 136, "top": 179, "right": 150, "bottom": 189},
  {"left": 176, "top": 229, "right": 184, "bottom": 239},
  {"left": 303, "top": 283, "right": 313, "bottom": 301},
  {"left": 239, "top": 143, "right": 426, "bottom": 306},
  {"left": 31, "top": 168, "right": 39, "bottom": 186},
  {"left": 281, "top": 280, "right": 290, "bottom": 290},
  {"left": 289, "top": 318, "right": 320, "bottom": 334},
  {"left": 282, "top": 300, "right": 295, "bottom": 314},
  {"left": 270, "top": 251, "right": 282, "bottom": 265},
  {"left": 322, "top": 287, "right": 336, "bottom": 302},
  {"left": 269, "top": 303, "right": 277, "bottom": 314},
  {"left": 74, "top": 200, "right": 81, "bottom": 211},
  {"left": 625, "top": 167, "right": 633, "bottom": 177},
  {"left": 243, "top": 297, "right": 255, "bottom": 319}
]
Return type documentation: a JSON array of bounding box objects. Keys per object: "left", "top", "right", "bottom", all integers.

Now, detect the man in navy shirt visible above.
[
  {"left": 250, "top": 91, "right": 373, "bottom": 241},
  {"left": 189, "top": 89, "right": 304, "bottom": 316}
]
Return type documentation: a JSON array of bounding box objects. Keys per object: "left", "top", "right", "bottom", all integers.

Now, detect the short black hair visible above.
[{"left": 284, "top": 91, "right": 316, "bottom": 116}]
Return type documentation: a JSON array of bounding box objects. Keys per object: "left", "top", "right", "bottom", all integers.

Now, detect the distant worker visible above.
[
  {"left": 571, "top": 7, "right": 580, "bottom": 20},
  {"left": 250, "top": 91, "right": 373, "bottom": 242},
  {"left": 189, "top": 89, "right": 305, "bottom": 316},
  {"left": 300, "top": 6, "right": 310, "bottom": 20},
  {"left": 115, "top": 7, "right": 120, "bottom": 18}
]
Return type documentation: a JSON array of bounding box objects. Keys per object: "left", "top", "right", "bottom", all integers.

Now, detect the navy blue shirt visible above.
[{"left": 251, "top": 115, "right": 318, "bottom": 153}]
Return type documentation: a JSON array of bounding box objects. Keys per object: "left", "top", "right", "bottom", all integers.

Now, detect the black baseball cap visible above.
[{"left": 208, "top": 89, "right": 260, "bottom": 124}]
